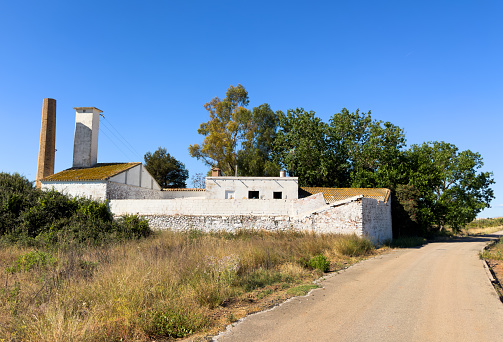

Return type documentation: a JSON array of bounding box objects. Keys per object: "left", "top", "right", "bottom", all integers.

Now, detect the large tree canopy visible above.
[
  {"left": 188, "top": 84, "right": 251, "bottom": 176},
  {"left": 144, "top": 147, "right": 189, "bottom": 188},
  {"left": 237, "top": 104, "right": 281, "bottom": 177},
  {"left": 273, "top": 108, "right": 335, "bottom": 187},
  {"left": 406, "top": 141, "right": 494, "bottom": 231},
  {"left": 328, "top": 108, "right": 407, "bottom": 188},
  {"left": 189, "top": 85, "right": 495, "bottom": 233}
]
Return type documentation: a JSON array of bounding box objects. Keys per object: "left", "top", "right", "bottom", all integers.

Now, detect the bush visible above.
[
  {"left": 307, "top": 254, "right": 330, "bottom": 272},
  {"left": 0, "top": 173, "right": 152, "bottom": 246}
]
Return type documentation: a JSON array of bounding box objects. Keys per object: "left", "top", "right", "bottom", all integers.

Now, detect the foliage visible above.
[
  {"left": 406, "top": 141, "right": 495, "bottom": 232},
  {"left": 190, "top": 172, "right": 206, "bottom": 189},
  {"left": 6, "top": 250, "right": 56, "bottom": 274},
  {"left": 273, "top": 108, "right": 334, "bottom": 186},
  {"left": 307, "top": 254, "right": 330, "bottom": 272},
  {"left": 189, "top": 84, "right": 252, "bottom": 176},
  {"left": 237, "top": 104, "right": 282, "bottom": 177},
  {"left": 0, "top": 173, "right": 152, "bottom": 246},
  {"left": 391, "top": 184, "right": 423, "bottom": 237},
  {"left": 328, "top": 108, "right": 407, "bottom": 188},
  {"left": 144, "top": 147, "right": 188, "bottom": 188},
  {"left": 466, "top": 217, "right": 503, "bottom": 229},
  {"left": 0, "top": 172, "right": 41, "bottom": 236},
  {"left": 481, "top": 237, "right": 503, "bottom": 260}
]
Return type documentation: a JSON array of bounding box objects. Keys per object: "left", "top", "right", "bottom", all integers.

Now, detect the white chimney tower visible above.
[{"left": 72, "top": 107, "right": 102, "bottom": 168}]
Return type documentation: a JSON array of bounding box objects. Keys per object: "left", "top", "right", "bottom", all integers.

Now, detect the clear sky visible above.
[{"left": 0, "top": 0, "right": 501, "bottom": 218}]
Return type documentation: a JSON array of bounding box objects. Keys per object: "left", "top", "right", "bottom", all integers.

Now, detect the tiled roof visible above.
[
  {"left": 42, "top": 163, "right": 141, "bottom": 182},
  {"left": 300, "top": 187, "right": 391, "bottom": 203},
  {"left": 162, "top": 188, "right": 206, "bottom": 192}
]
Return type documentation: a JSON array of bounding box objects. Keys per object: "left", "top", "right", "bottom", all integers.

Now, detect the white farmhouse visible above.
[{"left": 37, "top": 101, "right": 393, "bottom": 244}]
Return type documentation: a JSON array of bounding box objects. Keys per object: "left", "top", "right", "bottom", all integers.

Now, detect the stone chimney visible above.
[
  {"left": 72, "top": 107, "right": 102, "bottom": 168},
  {"left": 36, "top": 98, "right": 56, "bottom": 188},
  {"left": 211, "top": 167, "right": 221, "bottom": 177}
]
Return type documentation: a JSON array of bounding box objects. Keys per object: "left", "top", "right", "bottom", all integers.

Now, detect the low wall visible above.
[
  {"left": 109, "top": 193, "right": 326, "bottom": 217},
  {"left": 107, "top": 182, "right": 163, "bottom": 200},
  {"left": 109, "top": 194, "right": 391, "bottom": 244}
]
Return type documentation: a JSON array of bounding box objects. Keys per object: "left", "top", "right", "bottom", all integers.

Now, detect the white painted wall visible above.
[
  {"left": 109, "top": 164, "right": 161, "bottom": 190},
  {"left": 361, "top": 197, "right": 392, "bottom": 243},
  {"left": 107, "top": 182, "right": 163, "bottom": 199},
  {"left": 161, "top": 190, "right": 207, "bottom": 199},
  {"left": 109, "top": 194, "right": 392, "bottom": 244},
  {"left": 72, "top": 107, "right": 101, "bottom": 168},
  {"left": 205, "top": 176, "right": 299, "bottom": 200},
  {"left": 41, "top": 181, "right": 107, "bottom": 201}
]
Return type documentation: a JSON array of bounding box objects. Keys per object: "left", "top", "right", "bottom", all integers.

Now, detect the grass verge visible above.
[{"left": 0, "top": 230, "right": 376, "bottom": 341}]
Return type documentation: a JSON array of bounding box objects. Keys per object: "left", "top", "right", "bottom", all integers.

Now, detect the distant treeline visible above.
[{"left": 466, "top": 217, "right": 503, "bottom": 229}]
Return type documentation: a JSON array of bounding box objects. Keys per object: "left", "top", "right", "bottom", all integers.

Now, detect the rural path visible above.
[{"left": 215, "top": 232, "right": 503, "bottom": 342}]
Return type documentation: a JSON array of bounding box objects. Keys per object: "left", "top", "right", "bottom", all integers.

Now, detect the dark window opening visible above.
[
  {"left": 248, "top": 191, "right": 259, "bottom": 199},
  {"left": 273, "top": 191, "right": 283, "bottom": 199}
]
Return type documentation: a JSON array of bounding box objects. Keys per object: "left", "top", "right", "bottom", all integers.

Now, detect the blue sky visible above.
[{"left": 0, "top": 1, "right": 501, "bottom": 218}]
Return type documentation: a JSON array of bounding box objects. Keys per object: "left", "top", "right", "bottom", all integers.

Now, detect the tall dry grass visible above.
[{"left": 0, "top": 230, "right": 375, "bottom": 341}]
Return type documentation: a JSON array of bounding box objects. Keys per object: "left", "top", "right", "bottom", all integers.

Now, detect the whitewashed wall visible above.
[
  {"left": 109, "top": 164, "right": 160, "bottom": 190},
  {"left": 107, "top": 182, "right": 163, "bottom": 200},
  {"left": 205, "top": 176, "right": 299, "bottom": 200},
  {"left": 109, "top": 194, "right": 391, "bottom": 244},
  {"left": 41, "top": 181, "right": 107, "bottom": 201},
  {"left": 361, "top": 197, "right": 392, "bottom": 243},
  {"left": 161, "top": 191, "right": 207, "bottom": 199}
]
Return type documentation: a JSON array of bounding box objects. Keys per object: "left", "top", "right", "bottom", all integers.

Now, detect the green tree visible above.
[
  {"left": 406, "top": 141, "right": 494, "bottom": 232},
  {"left": 144, "top": 147, "right": 189, "bottom": 188},
  {"left": 328, "top": 108, "right": 407, "bottom": 188},
  {"left": 273, "top": 108, "right": 336, "bottom": 186},
  {"left": 237, "top": 104, "right": 281, "bottom": 177},
  {"left": 189, "top": 84, "right": 252, "bottom": 176}
]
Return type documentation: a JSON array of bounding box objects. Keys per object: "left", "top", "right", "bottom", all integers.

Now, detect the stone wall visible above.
[
  {"left": 361, "top": 197, "right": 392, "bottom": 243},
  {"left": 107, "top": 181, "right": 163, "bottom": 200},
  {"left": 109, "top": 193, "right": 392, "bottom": 244}
]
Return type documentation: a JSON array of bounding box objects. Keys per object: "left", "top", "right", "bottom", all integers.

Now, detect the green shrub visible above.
[
  {"left": 307, "top": 254, "right": 330, "bottom": 272},
  {"left": 6, "top": 250, "right": 56, "bottom": 274},
  {"left": 0, "top": 173, "right": 152, "bottom": 246}
]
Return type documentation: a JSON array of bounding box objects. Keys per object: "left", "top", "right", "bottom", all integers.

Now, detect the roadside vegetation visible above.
[
  {"left": 0, "top": 172, "right": 377, "bottom": 341},
  {"left": 0, "top": 229, "right": 376, "bottom": 341}
]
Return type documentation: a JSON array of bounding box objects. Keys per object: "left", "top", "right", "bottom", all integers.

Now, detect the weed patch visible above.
[{"left": 287, "top": 284, "right": 320, "bottom": 296}]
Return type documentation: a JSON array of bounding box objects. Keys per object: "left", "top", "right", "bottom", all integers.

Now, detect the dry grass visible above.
[{"left": 0, "top": 230, "right": 376, "bottom": 341}]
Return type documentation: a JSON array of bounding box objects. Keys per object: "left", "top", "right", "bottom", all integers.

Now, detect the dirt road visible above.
[{"left": 215, "top": 233, "right": 503, "bottom": 342}]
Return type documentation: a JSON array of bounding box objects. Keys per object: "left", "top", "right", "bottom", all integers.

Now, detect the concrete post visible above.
[
  {"left": 36, "top": 98, "right": 56, "bottom": 188},
  {"left": 72, "top": 107, "right": 102, "bottom": 168}
]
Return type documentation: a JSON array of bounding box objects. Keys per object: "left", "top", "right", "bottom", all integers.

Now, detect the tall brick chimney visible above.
[
  {"left": 36, "top": 98, "right": 56, "bottom": 188},
  {"left": 72, "top": 107, "right": 102, "bottom": 168}
]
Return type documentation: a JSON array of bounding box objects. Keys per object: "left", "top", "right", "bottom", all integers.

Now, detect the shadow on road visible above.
[{"left": 429, "top": 232, "right": 503, "bottom": 244}]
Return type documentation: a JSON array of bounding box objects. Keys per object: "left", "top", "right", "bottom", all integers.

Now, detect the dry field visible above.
[{"left": 0, "top": 230, "right": 377, "bottom": 342}]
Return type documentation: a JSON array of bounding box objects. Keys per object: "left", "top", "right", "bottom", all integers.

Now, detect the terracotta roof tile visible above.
[
  {"left": 42, "top": 163, "right": 141, "bottom": 182},
  {"left": 300, "top": 187, "right": 390, "bottom": 203}
]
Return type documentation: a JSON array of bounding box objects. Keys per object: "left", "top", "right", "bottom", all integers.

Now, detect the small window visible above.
[
  {"left": 248, "top": 191, "right": 259, "bottom": 199},
  {"left": 225, "top": 190, "right": 235, "bottom": 199},
  {"left": 273, "top": 191, "right": 282, "bottom": 199}
]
